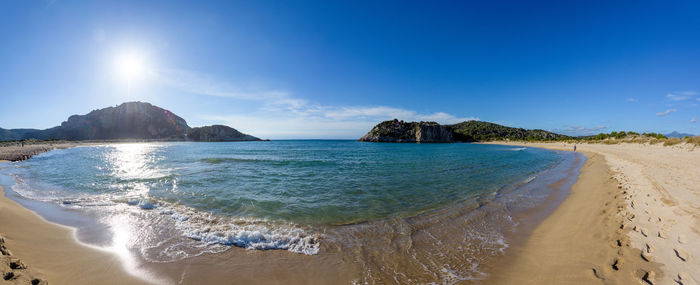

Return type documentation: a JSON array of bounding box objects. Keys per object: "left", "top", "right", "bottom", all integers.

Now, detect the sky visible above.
[{"left": 1, "top": 0, "right": 699, "bottom": 139}]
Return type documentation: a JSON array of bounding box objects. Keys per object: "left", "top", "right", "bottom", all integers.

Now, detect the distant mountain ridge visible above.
[
  {"left": 359, "top": 119, "right": 568, "bottom": 143},
  {"left": 0, "top": 102, "right": 262, "bottom": 142},
  {"left": 664, "top": 131, "right": 695, "bottom": 138}
]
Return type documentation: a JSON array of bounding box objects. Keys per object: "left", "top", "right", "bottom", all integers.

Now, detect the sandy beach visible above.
[{"left": 485, "top": 141, "right": 699, "bottom": 285}]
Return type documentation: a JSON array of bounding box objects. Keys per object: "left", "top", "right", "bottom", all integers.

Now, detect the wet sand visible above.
[{"left": 0, "top": 185, "right": 150, "bottom": 285}]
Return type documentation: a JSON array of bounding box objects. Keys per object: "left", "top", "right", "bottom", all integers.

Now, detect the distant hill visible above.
[
  {"left": 187, "top": 125, "right": 261, "bottom": 142},
  {"left": 664, "top": 131, "right": 695, "bottom": 138},
  {"left": 0, "top": 102, "right": 262, "bottom": 142},
  {"left": 449, "top": 121, "right": 567, "bottom": 142},
  {"left": 359, "top": 119, "right": 568, "bottom": 143},
  {"left": 0, "top": 128, "right": 40, "bottom": 141}
]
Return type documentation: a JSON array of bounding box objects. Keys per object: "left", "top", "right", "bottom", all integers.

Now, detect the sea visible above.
[{"left": 0, "top": 141, "right": 583, "bottom": 284}]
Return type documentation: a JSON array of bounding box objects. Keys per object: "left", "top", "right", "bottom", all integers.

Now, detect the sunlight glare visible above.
[{"left": 115, "top": 51, "right": 147, "bottom": 82}]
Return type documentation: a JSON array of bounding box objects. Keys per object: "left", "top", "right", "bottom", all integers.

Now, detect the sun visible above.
[{"left": 115, "top": 51, "right": 147, "bottom": 82}]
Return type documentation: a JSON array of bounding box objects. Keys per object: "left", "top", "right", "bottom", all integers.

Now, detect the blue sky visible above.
[{"left": 1, "top": 0, "right": 699, "bottom": 139}]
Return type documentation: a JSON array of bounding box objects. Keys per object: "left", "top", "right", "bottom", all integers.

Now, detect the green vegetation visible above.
[{"left": 448, "top": 121, "right": 569, "bottom": 142}]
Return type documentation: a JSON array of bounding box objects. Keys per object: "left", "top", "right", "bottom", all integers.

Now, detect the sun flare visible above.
[{"left": 115, "top": 51, "right": 147, "bottom": 82}]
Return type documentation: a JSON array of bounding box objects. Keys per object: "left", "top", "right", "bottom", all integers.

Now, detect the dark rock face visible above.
[
  {"left": 24, "top": 102, "right": 190, "bottom": 140},
  {"left": 186, "top": 125, "right": 261, "bottom": 142},
  {"left": 358, "top": 119, "right": 454, "bottom": 143}
]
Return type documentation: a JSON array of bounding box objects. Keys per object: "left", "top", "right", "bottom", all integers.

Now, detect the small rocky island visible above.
[{"left": 359, "top": 119, "right": 567, "bottom": 143}]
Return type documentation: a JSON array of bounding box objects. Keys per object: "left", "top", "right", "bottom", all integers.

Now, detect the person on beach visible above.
[{"left": 573, "top": 144, "right": 577, "bottom": 152}]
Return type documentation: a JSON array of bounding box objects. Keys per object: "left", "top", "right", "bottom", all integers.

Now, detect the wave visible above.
[
  {"left": 8, "top": 174, "right": 321, "bottom": 257},
  {"left": 161, "top": 205, "right": 321, "bottom": 255},
  {"left": 198, "top": 157, "right": 263, "bottom": 164}
]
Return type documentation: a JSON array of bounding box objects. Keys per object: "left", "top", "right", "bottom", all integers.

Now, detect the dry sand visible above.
[
  {"left": 0, "top": 186, "right": 151, "bottom": 285},
  {"left": 485, "top": 141, "right": 699, "bottom": 285}
]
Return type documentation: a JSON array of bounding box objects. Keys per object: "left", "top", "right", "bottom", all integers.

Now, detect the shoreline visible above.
[
  {"left": 1, "top": 141, "right": 696, "bottom": 284},
  {"left": 0, "top": 143, "right": 583, "bottom": 284},
  {"left": 483, "top": 141, "right": 699, "bottom": 284}
]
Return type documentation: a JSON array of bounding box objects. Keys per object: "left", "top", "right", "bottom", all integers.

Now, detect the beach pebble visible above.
[
  {"left": 674, "top": 248, "right": 690, "bottom": 262},
  {"left": 643, "top": 270, "right": 656, "bottom": 284}
]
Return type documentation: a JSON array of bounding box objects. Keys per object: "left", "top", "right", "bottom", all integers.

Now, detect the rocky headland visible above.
[
  {"left": 358, "top": 119, "right": 454, "bottom": 142},
  {"left": 359, "top": 119, "right": 568, "bottom": 143}
]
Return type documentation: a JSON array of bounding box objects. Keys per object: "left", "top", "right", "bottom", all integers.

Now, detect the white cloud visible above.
[
  {"left": 156, "top": 68, "right": 477, "bottom": 138},
  {"left": 154, "top": 68, "right": 293, "bottom": 102},
  {"left": 692, "top": 118, "right": 697, "bottom": 123},
  {"left": 626, "top": 98, "right": 638, "bottom": 102},
  {"left": 666, "top": 91, "right": 697, "bottom": 101},
  {"left": 656, "top": 109, "right": 677, "bottom": 116}
]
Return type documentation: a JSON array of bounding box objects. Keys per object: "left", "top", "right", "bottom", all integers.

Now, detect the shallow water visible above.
[{"left": 0, "top": 141, "right": 580, "bottom": 283}]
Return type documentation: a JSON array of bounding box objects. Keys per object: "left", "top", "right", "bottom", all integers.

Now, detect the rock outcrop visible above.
[
  {"left": 359, "top": 119, "right": 569, "bottom": 143},
  {"left": 358, "top": 119, "right": 454, "bottom": 143},
  {"left": 186, "top": 125, "right": 261, "bottom": 142}
]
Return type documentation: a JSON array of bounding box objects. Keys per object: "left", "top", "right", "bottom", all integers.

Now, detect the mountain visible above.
[
  {"left": 0, "top": 102, "right": 261, "bottom": 142},
  {"left": 664, "top": 131, "right": 695, "bottom": 138},
  {"left": 0, "top": 128, "right": 40, "bottom": 141},
  {"left": 359, "top": 119, "right": 568, "bottom": 143},
  {"left": 358, "top": 119, "right": 453, "bottom": 142}
]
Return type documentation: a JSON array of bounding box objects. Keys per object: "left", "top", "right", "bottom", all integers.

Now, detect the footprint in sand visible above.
[
  {"left": 658, "top": 231, "right": 668, "bottom": 239},
  {"left": 640, "top": 227, "right": 648, "bottom": 237},
  {"left": 678, "top": 235, "right": 687, "bottom": 244},
  {"left": 643, "top": 270, "right": 656, "bottom": 285},
  {"left": 611, "top": 258, "right": 622, "bottom": 270},
  {"left": 676, "top": 272, "right": 697, "bottom": 285},
  {"left": 674, "top": 248, "right": 690, "bottom": 262}
]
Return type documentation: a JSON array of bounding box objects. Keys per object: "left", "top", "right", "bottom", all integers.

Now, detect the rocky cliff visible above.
[
  {"left": 1, "top": 102, "right": 262, "bottom": 142},
  {"left": 186, "top": 125, "right": 261, "bottom": 142},
  {"left": 359, "top": 119, "right": 568, "bottom": 143},
  {"left": 24, "top": 102, "right": 190, "bottom": 140},
  {"left": 358, "top": 119, "right": 454, "bottom": 142}
]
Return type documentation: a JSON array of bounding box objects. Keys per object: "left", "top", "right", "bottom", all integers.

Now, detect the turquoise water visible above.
[
  {"left": 8, "top": 141, "right": 559, "bottom": 222},
  {"left": 1, "top": 141, "right": 563, "bottom": 258}
]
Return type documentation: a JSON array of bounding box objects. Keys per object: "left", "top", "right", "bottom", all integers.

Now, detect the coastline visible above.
[
  {"left": 1, "top": 141, "right": 696, "bottom": 284},
  {"left": 0, "top": 185, "right": 151, "bottom": 285},
  {"left": 484, "top": 141, "right": 699, "bottom": 284}
]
